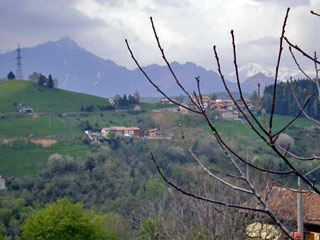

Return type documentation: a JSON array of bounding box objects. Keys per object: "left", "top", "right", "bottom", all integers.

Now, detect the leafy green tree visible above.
[
  {"left": 138, "top": 218, "right": 166, "bottom": 240},
  {"left": 0, "top": 224, "right": 6, "bottom": 240},
  {"left": 38, "top": 74, "right": 47, "bottom": 86},
  {"left": 108, "top": 131, "right": 116, "bottom": 140},
  {"left": 144, "top": 176, "right": 167, "bottom": 199},
  {"left": 85, "top": 157, "right": 96, "bottom": 175},
  {"left": 79, "top": 120, "right": 92, "bottom": 131},
  {"left": 21, "top": 199, "right": 108, "bottom": 240},
  {"left": 7, "top": 71, "right": 15, "bottom": 80},
  {"left": 134, "top": 91, "right": 140, "bottom": 103},
  {"left": 28, "top": 72, "right": 41, "bottom": 83}
]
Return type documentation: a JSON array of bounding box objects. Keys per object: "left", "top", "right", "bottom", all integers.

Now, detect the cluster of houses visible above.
[
  {"left": 84, "top": 95, "right": 259, "bottom": 140},
  {"left": 85, "top": 126, "right": 167, "bottom": 141},
  {"left": 159, "top": 96, "right": 259, "bottom": 121}
]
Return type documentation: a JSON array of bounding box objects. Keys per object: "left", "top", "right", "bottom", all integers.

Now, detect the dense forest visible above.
[{"left": 262, "top": 79, "right": 320, "bottom": 119}]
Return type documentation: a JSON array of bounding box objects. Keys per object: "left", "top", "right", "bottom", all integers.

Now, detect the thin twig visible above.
[
  {"left": 284, "top": 37, "right": 320, "bottom": 65},
  {"left": 289, "top": 80, "right": 320, "bottom": 124},
  {"left": 313, "top": 52, "right": 320, "bottom": 101},
  {"left": 231, "top": 30, "right": 270, "bottom": 137},
  {"left": 150, "top": 17, "right": 200, "bottom": 108},
  {"left": 151, "top": 153, "right": 262, "bottom": 212},
  {"left": 277, "top": 144, "right": 320, "bottom": 161},
  {"left": 271, "top": 95, "right": 312, "bottom": 139},
  {"left": 269, "top": 8, "right": 290, "bottom": 134},
  {"left": 151, "top": 153, "right": 295, "bottom": 239},
  {"left": 196, "top": 76, "right": 205, "bottom": 110},
  {"left": 311, "top": 10, "right": 320, "bottom": 17},
  {"left": 125, "top": 39, "right": 201, "bottom": 114},
  {"left": 213, "top": 45, "right": 269, "bottom": 143},
  {"left": 289, "top": 47, "right": 314, "bottom": 82},
  {"left": 257, "top": 83, "right": 269, "bottom": 131},
  {"left": 179, "top": 126, "right": 253, "bottom": 194}
]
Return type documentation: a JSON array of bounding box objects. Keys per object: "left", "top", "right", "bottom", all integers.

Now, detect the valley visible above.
[{"left": 1, "top": 79, "right": 320, "bottom": 239}]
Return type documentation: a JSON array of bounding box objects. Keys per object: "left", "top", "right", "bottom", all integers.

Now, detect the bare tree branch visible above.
[
  {"left": 284, "top": 37, "right": 320, "bottom": 65},
  {"left": 289, "top": 47, "right": 314, "bottom": 82},
  {"left": 150, "top": 17, "right": 201, "bottom": 108},
  {"left": 271, "top": 95, "right": 312, "bottom": 139},
  {"left": 311, "top": 10, "right": 320, "bottom": 17},
  {"left": 125, "top": 39, "right": 201, "bottom": 114},
  {"left": 257, "top": 83, "right": 269, "bottom": 132},
  {"left": 179, "top": 126, "right": 253, "bottom": 194},
  {"left": 269, "top": 8, "right": 290, "bottom": 134},
  {"left": 151, "top": 153, "right": 295, "bottom": 239},
  {"left": 231, "top": 30, "right": 270, "bottom": 137},
  {"left": 124, "top": 6, "right": 320, "bottom": 239},
  {"left": 289, "top": 80, "right": 320, "bottom": 124}
]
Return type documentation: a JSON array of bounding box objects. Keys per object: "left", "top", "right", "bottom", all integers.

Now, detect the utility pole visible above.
[
  {"left": 16, "top": 44, "right": 23, "bottom": 80},
  {"left": 297, "top": 177, "right": 303, "bottom": 240},
  {"left": 246, "top": 148, "right": 250, "bottom": 181}
]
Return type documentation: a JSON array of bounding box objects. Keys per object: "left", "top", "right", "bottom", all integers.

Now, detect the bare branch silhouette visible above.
[{"left": 125, "top": 6, "right": 320, "bottom": 239}]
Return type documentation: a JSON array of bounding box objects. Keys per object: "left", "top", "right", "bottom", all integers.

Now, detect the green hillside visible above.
[{"left": 0, "top": 80, "right": 109, "bottom": 113}]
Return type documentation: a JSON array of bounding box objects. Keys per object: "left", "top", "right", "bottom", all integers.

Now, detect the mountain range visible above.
[
  {"left": 0, "top": 37, "right": 274, "bottom": 97},
  {"left": 228, "top": 62, "right": 308, "bottom": 83}
]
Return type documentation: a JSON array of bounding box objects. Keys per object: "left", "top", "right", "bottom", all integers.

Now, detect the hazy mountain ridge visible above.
[
  {"left": 228, "top": 63, "right": 310, "bottom": 83},
  {"left": 240, "top": 72, "right": 274, "bottom": 93},
  {"left": 0, "top": 38, "right": 280, "bottom": 97}
]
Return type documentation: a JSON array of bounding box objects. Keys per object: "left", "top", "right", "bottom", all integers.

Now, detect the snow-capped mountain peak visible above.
[{"left": 228, "top": 62, "right": 314, "bottom": 82}]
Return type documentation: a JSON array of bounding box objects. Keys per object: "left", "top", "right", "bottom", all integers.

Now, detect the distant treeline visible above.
[
  {"left": 262, "top": 79, "right": 320, "bottom": 119},
  {"left": 81, "top": 104, "right": 115, "bottom": 112},
  {"left": 113, "top": 94, "right": 139, "bottom": 109}
]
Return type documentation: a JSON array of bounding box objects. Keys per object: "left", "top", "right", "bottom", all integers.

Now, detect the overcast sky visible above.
[{"left": 0, "top": 0, "right": 319, "bottom": 75}]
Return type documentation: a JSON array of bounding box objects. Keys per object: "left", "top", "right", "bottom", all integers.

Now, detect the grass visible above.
[
  {"left": 0, "top": 140, "right": 92, "bottom": 177},
  {"left": 140, "top": 102, "right": 174, "bottom": 110},
  {"left": 0, "top": 111, "right": 155, "bottom": 138},
  {"left": 0, "top": 115, "right": 82, "bottom": 137},
  {"left": 200, "top": 114, "right": 316, "bottom": 139},
  {"left": 0, "top": 95, "right": 319, "bottom": 178},
  {"left": 0, "top": 111, "right": 155, "bottom": 177},
  {"left": 0, "top": 80, "right": 109, "bottom": 113}
]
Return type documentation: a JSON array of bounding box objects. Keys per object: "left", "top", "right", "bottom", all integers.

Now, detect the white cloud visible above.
[{"left": 0, "top": 0, "right": 319, "bottom": 75}]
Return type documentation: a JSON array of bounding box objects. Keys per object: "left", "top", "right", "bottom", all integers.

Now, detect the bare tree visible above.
[{"left": 126, "top": 7, "right": 320, "bottom": 240}]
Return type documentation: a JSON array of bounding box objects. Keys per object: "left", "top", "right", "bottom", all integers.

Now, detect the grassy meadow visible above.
[
  {"left": 0, "top": 80, "right": 319, "bottom": 178},
  {"left": 1, "top": 109, "right": 319, "bottom": 176},
  {"left": 0, "top": 80, "right": 109, "bottom": 113}
]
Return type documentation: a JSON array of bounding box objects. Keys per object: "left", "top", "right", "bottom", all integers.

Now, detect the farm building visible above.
[
  {"left": 149, "top": 128, "right": 162, "bottom": 138},
  {"left": 101, "top": 126, "right": 141, "bottom": 138}
]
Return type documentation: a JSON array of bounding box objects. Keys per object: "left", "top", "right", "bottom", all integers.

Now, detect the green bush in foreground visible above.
[{"left": 21, "top": 199, "right": 113, "bottom": 240}]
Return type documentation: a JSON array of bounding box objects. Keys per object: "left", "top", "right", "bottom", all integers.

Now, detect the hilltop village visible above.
[{"left": 85, "top": 95, "right": 259, "bottom": 141}]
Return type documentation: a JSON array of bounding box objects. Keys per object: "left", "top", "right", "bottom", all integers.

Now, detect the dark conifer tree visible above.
[
  {"left": 47, "top": 74, "right": 54, "bottom": 88},
  {"left": 7, "top": 71, "right": 15, "bottom": 80}
]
